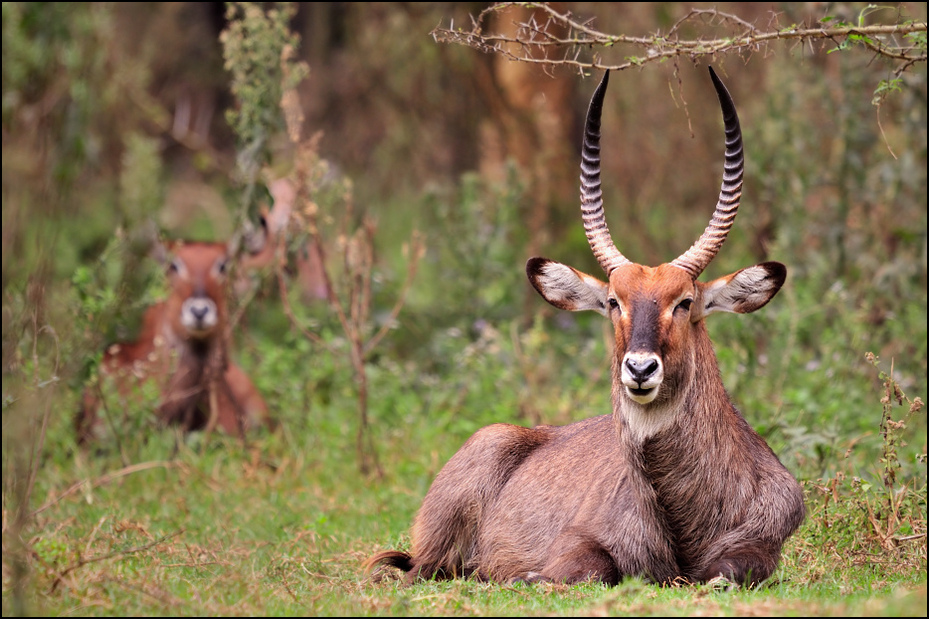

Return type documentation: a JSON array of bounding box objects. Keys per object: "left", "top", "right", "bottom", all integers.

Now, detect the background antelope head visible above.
[
  {"left": 155, "top": 240, "right": 233, "bottom": 346},
  {"left": 76, "top": 227, "right": 273, "bottom": 444},
  {"left": 527, "top": 67, "right": 786, "bottom": 435}
]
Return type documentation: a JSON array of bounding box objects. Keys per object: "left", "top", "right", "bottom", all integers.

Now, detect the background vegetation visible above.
[{"left": 2, "top": 2, "right": 926, "bottom": 616}]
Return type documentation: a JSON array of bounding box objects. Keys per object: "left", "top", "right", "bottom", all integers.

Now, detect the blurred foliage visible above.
[{"left": 221, "top": 1, "right": 308, "bottom": 200}]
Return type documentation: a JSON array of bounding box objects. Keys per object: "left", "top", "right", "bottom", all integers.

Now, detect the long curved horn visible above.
[
  {"left": 581, "top": 70, "right": 629, "bottom": 274},
  {"left": 670, "top": 66, "right": 744, "bottom": 279}
]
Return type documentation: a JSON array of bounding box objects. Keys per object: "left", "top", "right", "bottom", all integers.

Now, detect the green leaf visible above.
[
  {"left": 872, "top": 78, "right": 903, "bottom": 106},
  {"left": 905, "top": 31, "right": 927, "bottom": 49}
]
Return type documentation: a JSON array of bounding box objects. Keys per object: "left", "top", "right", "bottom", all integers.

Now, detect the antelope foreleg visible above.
[{"left": 525, "top": 537, "right": 620, "bottom": 586}]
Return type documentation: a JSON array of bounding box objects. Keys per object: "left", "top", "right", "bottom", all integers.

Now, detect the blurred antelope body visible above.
[
  {"left": 366, "top": 68, "right": 804, "bottom": 587},
  {"left": 77, "top": 239, "right": 269, "bottom": 443}
]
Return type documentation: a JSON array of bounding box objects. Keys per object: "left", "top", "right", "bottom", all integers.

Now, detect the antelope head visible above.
[
  {"left": 527, "top": 68, "right": 785, "bottom": 423},
  {"left": 157, "top": 240, "right": 232, "bottom": 342}
]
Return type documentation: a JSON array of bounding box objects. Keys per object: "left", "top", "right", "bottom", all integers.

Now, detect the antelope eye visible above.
[
  {"left": 608, "top": 298, "right": 620, "bottom": 311},
  {"left": 168, "top": 259, "right": 181, "bottom": 274},
  {"left": 675, "top": 298, "right": 694, "bottom": 313}
]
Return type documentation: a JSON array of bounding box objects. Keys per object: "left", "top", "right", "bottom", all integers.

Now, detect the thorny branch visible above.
[{"left": 432, "top": 3, "right": 927, "bottom": 76}]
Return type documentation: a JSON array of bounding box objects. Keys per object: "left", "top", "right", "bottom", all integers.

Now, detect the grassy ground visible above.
[
  {"left": 2, "top": 305, "right": 925, "bottom": 616},
  {"left": 6, "top": 443, "right": 926, "bottom": 616}
]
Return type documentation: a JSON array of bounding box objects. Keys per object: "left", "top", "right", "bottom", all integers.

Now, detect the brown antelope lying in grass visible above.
[
  {"left": 76, "top": 226, "right": 273, "bottom": 444},
  {"left": 366, "top": 67, "right": 805, "bottom": 587}
]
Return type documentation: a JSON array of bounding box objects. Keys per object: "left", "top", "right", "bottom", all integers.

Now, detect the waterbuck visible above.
[
  {"left": 366, "top": 67, "right": 805, "bottom": 587},
  {"left": 77, "top": 232, "right": 272, "bottom": 444}
]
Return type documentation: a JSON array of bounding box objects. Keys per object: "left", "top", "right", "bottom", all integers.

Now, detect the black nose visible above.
[
  {"left": 190, "top": 304, "right": 209, "bottom": 321},
  {"left": 625, "top": 357, "right": 658, "bottom": 383}
]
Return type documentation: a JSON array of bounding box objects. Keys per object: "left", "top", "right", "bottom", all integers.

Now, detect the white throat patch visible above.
[{"left": 620, "top": 398, "right": 679, "bottom": 443}]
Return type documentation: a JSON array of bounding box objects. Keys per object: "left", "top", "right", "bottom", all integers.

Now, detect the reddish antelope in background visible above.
[
  {"left": 366, "top": 67, "right": 805, "bottom": 587},
  {"left": 77, "top": 230, "right": 272, "bottom": 444}
]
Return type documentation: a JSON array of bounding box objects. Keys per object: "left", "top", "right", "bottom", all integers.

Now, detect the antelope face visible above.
[
  {"left": 162, "top": 242, "right": 231, "bottom": 341},
  {"left": 527, "top": 258, "right": 786, "bottom": 406},
  {"left": 607, "top": 263, "right": 696, "bottom": 405}
]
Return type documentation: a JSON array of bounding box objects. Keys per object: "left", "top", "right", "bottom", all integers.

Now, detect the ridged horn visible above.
[
  {"left": 581, "top": 70, "right": 629, "bottom": 274},
  {"left": 670, "top": 66, "right": 744, "bottom": 279}
]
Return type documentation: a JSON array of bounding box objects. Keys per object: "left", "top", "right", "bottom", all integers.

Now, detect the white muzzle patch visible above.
[
  {"left": 621, "top": 352, "right": 664, "bottom": 404},
  {"left": 181, "top": 297, "right": 218, "bottom": 337}
]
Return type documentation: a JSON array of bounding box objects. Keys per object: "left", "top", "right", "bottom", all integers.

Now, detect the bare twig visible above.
[
  {"left": 431, "top": 2, "right": 927, "bottom": 75},
  {"left": 363, "top": 232, "right": 425, "bottom": 356},
  {"left": 893, "top": 533, "right": 926, "bottom": 543},
  {"left": 276, "top": 263, "right": 328, "bottom": 348},
  {"left": 23, "top": 317, "right": 59, "bottom": 522},
  {"left": 278, "top": 565, "right": 300, "bottom": 603},
  {"left": 50, "top": 529, "right": 185, "bottom": 593}
]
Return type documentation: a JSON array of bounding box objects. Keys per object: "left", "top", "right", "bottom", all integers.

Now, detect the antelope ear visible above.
[
  {"left": 150, "top": 237, "right": 175, "bottom": 266},
  {"left": 526, "top": 257, "right": 609, "bottom": 316},
  {"left": 694, "top": 261, "right": 786, "bottom": 321},
  {"left": 242, "top": 208, "right": 270, "bottom": 256}
]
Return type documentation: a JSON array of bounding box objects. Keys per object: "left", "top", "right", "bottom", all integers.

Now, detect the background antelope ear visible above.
[
  {"left": 695, "top": 261, "right": 787, "bottom": 320},
  {"left": 526, "top": 257, "right": 609, "bottom": 316},
  {"left": 150, "top": 236, "right": 175, "bottom": 266},
  {"left": 241, "top": 209, "right": 269, "bottom": 256}
]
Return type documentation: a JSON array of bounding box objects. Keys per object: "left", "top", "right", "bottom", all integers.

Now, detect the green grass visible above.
[
  {"left": 3, "top": 183, "right": 926, "bottom": 614},
  {"left": 3, "top": 304, "right": 925, "bottom": 615},
  {"left": 7, "top": 444, "right": 926, "bottom": 616}
]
